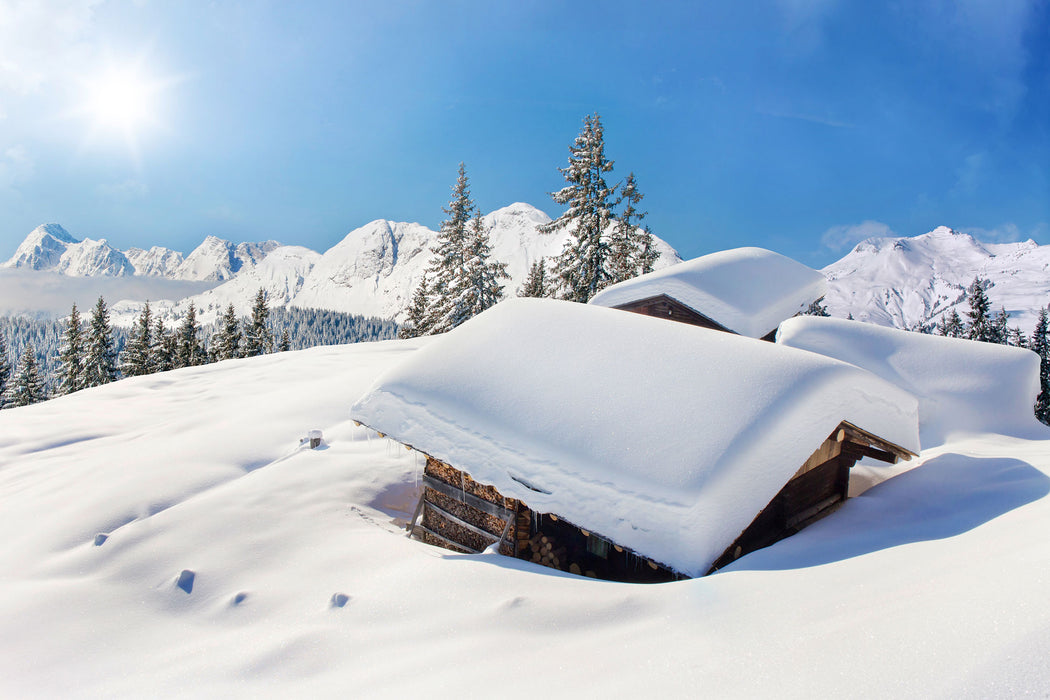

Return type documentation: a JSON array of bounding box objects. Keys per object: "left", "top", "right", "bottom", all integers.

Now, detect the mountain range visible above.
[{"left": 5, "top": 213, "right": 1048, "bottom": 335}]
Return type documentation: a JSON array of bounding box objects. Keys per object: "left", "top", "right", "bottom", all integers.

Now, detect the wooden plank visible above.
[
  {"left": 406, "top": 495, "right": 425, "bottom": 537},
  {"left": 839, "top": 421, "right": 916, "bottom": 460},
  {"left": 414, "top": 524, "right": 481, "bottom": 553},
  {"left": 423, "top": 499, "right": 503, "bottom": 543},
  {"left": 422, "top": 475, "right": 516, "bottom": 519}
]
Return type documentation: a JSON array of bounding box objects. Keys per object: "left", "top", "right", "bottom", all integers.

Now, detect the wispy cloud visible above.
[
  {"left": 951, "top": 152, "right": 985, "bottom": 196},
  {"left": 97, "top": 179, "right": 149, "bottom": 200},
  {"left": 759, "top": 108, "right": 853, "bottom": 129},
  {"left": 0, "top": 144, "right": 34, "bottom": 190},
  {"left": 960, "top": 222, "right": 1049, "bottom": 244},
  {"left": 821, "top": 220, "right": 895, "bottom": 251},
  {"left": 0, "top": 0, "right": 104, "bottom": 94}
]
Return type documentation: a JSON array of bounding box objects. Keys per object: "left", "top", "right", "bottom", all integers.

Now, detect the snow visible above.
[
  {"left": 824, "top": 225, "right": 1050, "bottom": 332},
  {"left": 777, "top": 316, "right": 1047, "bottom": 447},
  {"left": 2, "top": 327, "right": 1050, "bottom": 695},
  {"left": 350, "top": 298, "right": 918, "bottom": 576},
  {"left": 589, "top": 247, "right": 826, "bottom": 338}
]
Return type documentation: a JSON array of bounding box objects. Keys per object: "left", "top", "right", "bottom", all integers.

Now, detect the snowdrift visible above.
[
  {"left": 351, "top": 298, "right": 919, "bottom": 576},
  {"left": 777, "top": 316, "right": 1047, "bottom": 445},
  {"left": 589, "top": 247, "right": 826, "bottom": 338}
]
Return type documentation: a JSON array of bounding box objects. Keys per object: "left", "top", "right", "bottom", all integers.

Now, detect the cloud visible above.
[
  {"left": 821, "top": 220, "right": 895, "bottom": 251},
  {"left": 0, "top": 0, "right": 104, "bottom": 94},
  {"left": 961, "top": 223, "right": 1050, "bottom": 244},
  {"left": 96, "top": 179, "right": 149, "bottom": 200},
  {"left": 0, "top": 144, "right": 34, "bottom": 190},
  {"left": 952, "top": 152, "right": 984, "bottom": 196}
]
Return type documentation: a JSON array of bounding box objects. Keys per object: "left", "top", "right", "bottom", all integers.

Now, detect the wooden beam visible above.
[
  {"left": 839, "top": 421, "right": 917, "bottom": 460},
  {"left": 422, "top": 499, "right": 503, "bottom": 543},
  {"left": 414, "top": 524, "right": 481, "bottom": 554},
  {"left": 422, "top": 475, "right": 516, "bottom": 519}
]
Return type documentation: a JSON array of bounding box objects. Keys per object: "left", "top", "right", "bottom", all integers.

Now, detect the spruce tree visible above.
[
  {"left": 426, "top": 162, "right": 476, "bottom": 333},
  {"left": 1032, "top": 308, "right": 1050, "bottom": 426},
  {"left": 518, "top": 258, "right": 554, "bottom": 298},
  {"left": 966, "top": 278, "right": 993, "bottom": 342},
  {"left": 121, "top": 302, "right": 154, "bottom": 377},
  {"left": 399, "top": 274, "right": 434, "bottom": 339},
  {"left": 804, "top": 298, "right": 831, "bottom": 317},
  {"left": 278, "top": 329, "right": 291, "bottom": 352},
  {"left": 212, "top": 303, "right": 242, "bottom": 360},
  {"left": 175, "top": 302, "right": 206, "bottom": 368},
  {"left": 3, "top": 344, "right": 45, "bottom": 407},
  {"left": 609, "top": 172, "right": 652, "bottom": 284},
  {"left": 447, "top": 212, "right": 509, "bottom": 328},
  {"left": 990, "top": 307, "right": 1010, "bottom": 345},
  {"left": 57, "top": 303, "right": 85, "bottom": 394},
  {"left": 939, "top": 309, "right": 966, "bottom": 338},
  {"left": 83, "top": 296, "right": 118, "bottom": 388},
  {"left": 541, "top": 113, "right": 617, "bottom": 302},
  {"left": 0, "top": 334, "right": 10, "bottom": 409},
  {"left": 150, "top": 317, "right": 174, "bottom": 372},
  {"left": 243, "top": 288, "right": 272, "bottom": 357}
]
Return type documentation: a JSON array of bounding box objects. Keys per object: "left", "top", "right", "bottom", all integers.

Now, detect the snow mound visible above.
[
  {"left": 776, "top": 316, "right": 1047, "bottom": 446},
  {"left": 351, "top": 298, "right": 918, "bottom": 576},
  {"left": 589, "top": 247, "right": 826, "bottom": 338}
]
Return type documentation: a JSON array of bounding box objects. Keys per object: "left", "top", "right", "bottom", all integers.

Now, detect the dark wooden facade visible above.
[
  {"left": 613, "top": 294, "right": 778, "bottom": 342},
  {"left": 407, "top": 421, "right": 913, "bottom": 582}
]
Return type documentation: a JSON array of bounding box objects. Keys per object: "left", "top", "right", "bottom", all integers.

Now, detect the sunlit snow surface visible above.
[{"left": 1, "top": 335, "right": 1049, "bottom": 697}]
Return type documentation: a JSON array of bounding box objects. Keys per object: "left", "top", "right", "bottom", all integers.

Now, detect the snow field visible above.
[{"left": 0, "top": 332, "right": 1049, "bottom": 696}]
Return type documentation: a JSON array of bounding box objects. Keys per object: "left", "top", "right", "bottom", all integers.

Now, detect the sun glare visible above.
[{"left": 87, "top": 70, "right": 155, "bottom": 132}]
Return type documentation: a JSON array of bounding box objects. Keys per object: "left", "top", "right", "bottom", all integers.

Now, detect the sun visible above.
[{"left": 86, "top": 69, "right": 156, "bottom": 134}]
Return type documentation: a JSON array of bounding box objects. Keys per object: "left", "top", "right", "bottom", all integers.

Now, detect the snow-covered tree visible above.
[
  {"left": 541, "top": 113, "right": 617, "bottom": 302},
  {"left": 1009, "top": 326, "right": 1028, "bottom": 349},
  {"left": 277, "top": 329, "right": 291, "bottom": 352},
  {"left": 1032, "top": 308, "right": 1050, "bottom": 426},
  {"left": 425, "top": 163, "right": 476, "bottom": 333},
  {"left": 243, "top": 288, "right": 271, "bottom": 357},
  {"left": 0, "top": 334, "right": 11, "bottom": 408},
  {"left": 3, "top": 343, "right": 45, "bottom": 407},
  {"left": 608, "top": 172, "right": 654, "bottom": 284},
  {"left": 518, "top": 258, "right": 555, "bottom": 298},
  {"left": 399, "top": 274, "right": 434, "bottom": 339},
  {"left": 990, "top": 307, "right": 1010, "bottom": 345},
  {"left": 939, "top": 309, "right": 966, "bottom": 338},
  {"left": 966, "top": 278, "right": 993, "bottom": 342},
  {"left": 121, "top": 302, "right": 154, "bottom": 377},
  {"left": 804, "top": 298, "right": 831, "bottom": 317},
  {"left": 83, "top": 296, "right": 118, "bottom": 388},
  {"left": 446, "top": 212, "right": 509, "bottom": 328},
  {"left": 175, "top": 302, "right": 206, "bottom": 368},
  {"left": 56, "top": 303, "right": 85, "bottom": 394},
  {"left": 212, "top": 303, "right": 242, "bottom": 361},
  {"left": 150, "top": 317, "right": 174, "bottom": 372}
]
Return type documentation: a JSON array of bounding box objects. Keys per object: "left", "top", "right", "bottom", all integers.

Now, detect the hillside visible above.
[{"left": 0, "top": 336, "right": 1048, "bottom": 696}]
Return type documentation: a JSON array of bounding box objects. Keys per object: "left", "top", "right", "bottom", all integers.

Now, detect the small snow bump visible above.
[
  {"left": 329, "top": 593, "right": 350, "bottom": 608},
  {"left": 231, "top": 592, "right": 249, "bottom": 606}
]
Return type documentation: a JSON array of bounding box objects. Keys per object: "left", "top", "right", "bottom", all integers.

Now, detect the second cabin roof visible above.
[{"left": 588, "top": 247, "right": 827, "bottom": 339}]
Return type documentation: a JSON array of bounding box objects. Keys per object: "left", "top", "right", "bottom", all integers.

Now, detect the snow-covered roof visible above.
[
  {"left": 777, "top": 316, "right": 1046, "bottom": 446},
  {"left": 350, "top": 298, "right": 919, "bottom": 577},
  {"left": 588, "top": 247, "right": 827, "bottom": 338}
]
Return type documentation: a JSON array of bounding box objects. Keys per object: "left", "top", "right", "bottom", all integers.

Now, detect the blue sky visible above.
[{"left": 0, "top": 0, "right": 1046, "bottom": 268}]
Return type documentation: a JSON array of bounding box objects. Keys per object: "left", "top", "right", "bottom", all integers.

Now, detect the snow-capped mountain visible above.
[
  {"left": 176, "top": 237, "right": 281, "bottom": 281},
  {"left": 125, "top": 246, "right": 185, "bottom": 277},
  {"left": 5, "top": 224, "right": 135, "bottom": 277},
  {"left": 152, "top": 202, "right": 681, "bottom": 326},
  {"left": 824, "top": 226, "right": 1050, "bottom": 334}
]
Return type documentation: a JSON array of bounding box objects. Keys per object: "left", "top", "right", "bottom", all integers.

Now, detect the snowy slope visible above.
[
  {"left": 1, "top": 337, "right": 1050, "bottom": 696},
  {"left": 824, "top": 226, "right": 1050, "bottom": 333}
]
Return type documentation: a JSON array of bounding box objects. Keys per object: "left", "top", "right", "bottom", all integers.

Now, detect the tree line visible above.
[
  {"left": 0, "top": 290, "right": 396, "bottom": 408},
  {"left": 399, "top": 112, "right": 657, "bottom": 338}
]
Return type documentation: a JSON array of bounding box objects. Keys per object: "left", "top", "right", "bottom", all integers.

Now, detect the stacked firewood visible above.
[{"left": 524, "top": 534, "right": 597, "bottom": 577}]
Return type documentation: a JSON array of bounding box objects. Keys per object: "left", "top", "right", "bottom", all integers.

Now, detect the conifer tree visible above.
[
  {"left": 399, "top": 274, "right": 434, "bottom": 339},
  {"left": 966, "top": 278, "right": 993, "bottom": 342},
  {"left": 150, "top": 317, "right": 174, "bottom": 372},
  {"left": 804, "top": 298, "right": 831, "bottom": 316},
  {"left": 83, "top": 296, "right": 118, "bottom": 388},
  {"left": 609, "top": 172, "right": 653, "bottom": 284},
  {"left": 447, "top": 212, "right": 509, "bottom": 328},
  {"left": 243, "top": 288, "right": 272, "bottom": 357},
  {"left": 121, "top": 302, "right": 154, "bottom": 377},
  {"left": 212, "top": 303, "right": 242, "bottom": 360},
  {"left": 426, "top": 163, "right": 475, "bottom": 333},
  {"left": 541, "top": 113, "right": 617, "bottom": 302},
  {"left": 939, "top": 309, "right": 966, "bottom": 338},
  {"left": 1032, "top": 308, "right": 1050, "bottom": 425},
  {"left": 278, "top": 329, "right": 291, "bottom": 352},
  {"left": 175, "top": 302, "right": 206, "bottom": 368},
  {"left": 518, "top": 258, "right": 555, "bottom": 298},
  {"left": 991, "top": 307, "right": 1010, "bottom": 345},
  {"left": 3, "top": 344, "right": 45, "bottom": 407},
  {"left": 0, "top": 334, "right": 10, "bottom": 409},
  {"left": 57, "top": 303, "right": 85, "bottom": 394},
  {"left": 1008, "top": 326, "right": 1028, "bottom": 348}
]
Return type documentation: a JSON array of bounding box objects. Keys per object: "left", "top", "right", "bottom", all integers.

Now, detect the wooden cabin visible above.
[
  {"left": 589, "top": 247, "right": 827, "bottom": 340},
  {"left": 404, "top": 419, "right": 914, "bottom": 582},
  {"left": 350, "top": 298, "right": 921, "bottom": 581}
]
